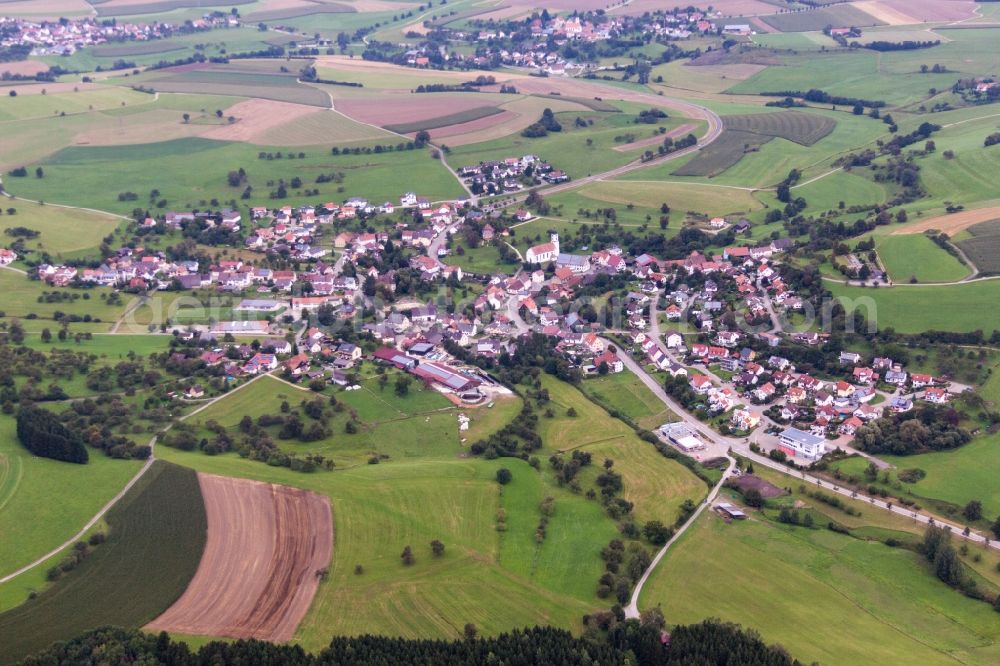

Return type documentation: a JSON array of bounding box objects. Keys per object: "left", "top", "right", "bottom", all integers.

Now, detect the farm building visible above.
[
  {"left": 715, "top": 503, "right": 748, "bottom": 520},
  {"left": 412, "top": 361, "right": 481, "bottom": 392}
]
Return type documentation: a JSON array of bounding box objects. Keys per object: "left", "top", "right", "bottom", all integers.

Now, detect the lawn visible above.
[
  {"left": 579, "top": 369, "right": 677, "bottom": 431},
  {"left": 6, "top": 137, "right": 464, "bottom": 216},
  {"left": 826, "top": 280, "right": 1000, "bottom": 335},
  {"left": 641, "top": 511, "right": 1000, "bottom": 666},
  {"left": 876, "top": 234, "right": 971, "bottom": 283},
  {"left": 0, "top": 461, "right": 206, "bottom": 664},
  {"left": 0, "top": 414, "right": 144, "bottom": 583},
  {"left": 442, "top": 244, "right": 519, "bottom": 276},
  {"left": 0, "top": 200, "right": 122, "bottom": 260}
]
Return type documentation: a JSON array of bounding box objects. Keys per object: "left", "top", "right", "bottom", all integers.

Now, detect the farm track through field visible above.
[{"left": 0, "top": 371, "right": 274, "bottom": 586}]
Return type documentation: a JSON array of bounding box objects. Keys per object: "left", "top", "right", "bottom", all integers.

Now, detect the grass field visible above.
[
  {"left": 642, "top": 509, "right": 1000, "bottom": 665},
  {"left": 0, "top": 461, "right": 206, "bottom": 664},
  {"left": 442, "top": 244, "right": 518, "bottom": 275},
  {"left": 0, "top": 414, "right": 143, "bottom": 582},
  {"left": 151, "top": 372, "right": 703, "bottom": 647},
  {"left": 6, "top": 137, "right": 464, "bottom": 215},
  {"left": 956, "top": 219, "right": 1000, "bottom": 274},
  {"left": 581, "top": 180, "right": 764, "bottom": 218},
  {"left": 579, "top": 370, "right": 678, "bottom": 431},
  {"left": 0, "top": 201, "right": 122, "bottom": 260},
  {"left": 826, "top": 280, "right": 1000, "bottom": 334},
  {"left": 789, "top": 169, "right": 888, "bottom": 214},
  {"left": 671, "top": 129, "right": 773, "bottom": 177},
  {"left": 0, "top": 270, "right": 126, "bottom": 326},
  {"left": 875, "top": 233, "right": 971, "bottom": 283},
  {"left": 0, "top": 85, "right": 153, "bottom": 122}
]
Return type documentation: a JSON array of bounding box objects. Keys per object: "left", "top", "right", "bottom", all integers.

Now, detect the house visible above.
[
  {"left": 852, "top": 367, "right": 876, "bottom": 385},
  {"left": 911, "top": 373, "right": 933, "bottom": 388},
  {"left": 185, "top": 384, "right": 205, "bottom": 399},
  {"left": 593, "top": 350, "right": 623, "bottom": 373},
  {"left": 731, "top": 408, "right": 760, "bottom": 431},
  {"left": 778, "top": 427, "right": 826, "bottom": 460},
  {"left": 780, "top": 403, "right": 801, "bottom": 421},
  {"left": 0, "top": 248, "right": 17, "bottom": 265},
  {"left": 923, "top": 387, "right": 949, "bottom": 404},
  {"left": 839, "top": 416, "right": 863, "bottom": 436},
  {"left": 839, "top": 351, "right": 862, "bottom": 365},
  {"left": 690, "top": 375, "right": 713, "bottom": 394},
  {"left": 284, "top": 353, "right": 311, "bottom": 377},
  {"left": 664, "top": 331, "right": 684, "bottom": 349}
]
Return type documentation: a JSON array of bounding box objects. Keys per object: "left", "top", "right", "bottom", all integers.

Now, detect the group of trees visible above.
[
  {"left": 21, "top": 620, "right": 804, "bottom": 665},
  {"left": 853, "top": 405, "right": 971, "bottom": 455},
  {"left": 521, "top": 108, "right": 562, "bottom": 137},
  {"left": 16, "top": 405, "right": 88, "bottom": 464}
]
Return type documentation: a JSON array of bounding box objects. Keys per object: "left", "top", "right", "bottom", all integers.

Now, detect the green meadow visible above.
[{"left": 875, "top": 233, "right": 971, "bottom": 283}]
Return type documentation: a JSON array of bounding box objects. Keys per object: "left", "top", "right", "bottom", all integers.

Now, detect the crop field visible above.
[
  {"left": 6, "top": 137, "right": 464, "bottom": 216},
  {"left": 0, "top": 85, "right": 153, "bottom": 122},
  {"left": 94, "top": 0, "right": 254, "bottom": 16},
  {"left": 643, "top": 507, "right": 1000, "bottom": 665},
  {"left": 722, "top": 111, "right": 837, "bottom": 146},
  {"left": 90, "top": 40, "right": 188, "bottom": 57},
  {"left": 761, "top": 4, "right": 885, "bottom": 32},
  {"left": 671, "top": 129, "right": 772, "bottom": 177},
  {"left": 384, "top": 106, "right": 505, "bottom": 134},
  {"left": 875, "top": 233, "right": 970, "bottom": 283},
  {"left": 956, "top": 219, "right": 1000, "bottom": 274},
  {"left": 137, "top": 61, "right": 332, "bottom": 108},
  {"left": 247, "top": 2, "right": 355, "bottom": 21},
  {"left": 147, "top": 474, "right": 332, "bottom": 641},
  {"left": 826, "top": 280, "right": 1000, "bottom": 334},
  {"left": 0, "top": 461, "right": 206, "bottom": 664}
]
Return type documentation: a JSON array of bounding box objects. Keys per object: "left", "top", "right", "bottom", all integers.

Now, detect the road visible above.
[{"left": 0, "top": 371, "right": 275, "bottom": 586}]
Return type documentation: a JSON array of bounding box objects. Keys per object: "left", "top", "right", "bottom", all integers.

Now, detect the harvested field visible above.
[
  {"left": 147, "top": 473, "right": 332, "bottom": 642},
  {"left": 384, "top": 106, "right": 504, "bottom": 134},
  {"left": 955, "top": 219, "right": 1000, "bottom": 273},
  {"left": 672, "top": 129, "right": 772, "bottom": 177},
  {"left": 613, "top": 123, "right": 697, "bottom": 152},
  {"left": 200, "top": 98, "right": 323, "bottom": 142},
  {"left": 729, "top": 474, "right": 784, "bottom": 498},
  {"left": 0, "top": 60, "right": 48, "bottom": 77},
  {"left": 852, "top": 0, "right": 919, "bottom": 25},
  {"left": 761, "top": 5, "right": 884, "bottom": 32},
  {"left": 529, "top": 93, "right": 618, "bottom": 112},
  {"left": 723, "top": 110, "right": 836, "bottom": 146},
  {"left": 71, "top": 108, "right": 206, "bottom": 145},
  {"left": 256, "top": 110, "right": 397, "bottom": 145},
  {"left": 891, "top": 205, "right": 1000, "bottom": 235},
  {"left": 873, "top": 0, "right": 976, "bottom": 23}
]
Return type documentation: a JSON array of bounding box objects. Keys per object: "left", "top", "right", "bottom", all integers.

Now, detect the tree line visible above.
[{"left": 16, "top": 405, "right": 88, "bottom": 464}]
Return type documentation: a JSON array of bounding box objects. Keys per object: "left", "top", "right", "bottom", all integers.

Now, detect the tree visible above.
[
  {"left": 496, "top": 467, "right": 512, "bottom": 485},
  {"left": 463, "top": 623, "right": 477, "bottom": 640},
  {"left": 16, "top": 405, "right": 88, "bottom": 464},
  {"left": 743, "top": 487, "right": 764, "bottom": 508},
  {"left": 182, "top": 113, "right": 190, "bottom": 123},
  {"left": 8, "top": 90, "right": 15, "bottom": 97},
  {"left": 40, "top": 328, "right": 51, "bottom": 343},
  {"left": 640, "top": 606, "right": 666, "bottom": 631},
  {"left": 430, "top": 539, "right": 445, "bottom": 557},
  {"left": 35, "top": 167, "right": 43, "bottom": 178},
  {"left": 414, "top": 130, "right": 431, "bottom": 148},
  {"left": 992, "top": 515, "right": 1000, "bottom": 540},
  {"left": 401, "top": 545, "right": 415, "bottom": 565},
  {"left": 215, "top": 109, "right": 223, "bottom": 118},
  {"left": 394, "top": 374, "right": 411, "bottom": 397},
  {"left": 643, "top": 520, "right": 672, "bottom": 545},
  {"left": 963, "top": 500, "right": 983, "bottom": 522}
]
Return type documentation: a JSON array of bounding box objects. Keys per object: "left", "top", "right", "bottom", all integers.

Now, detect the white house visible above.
[{"left": 777, "top": 427, "right": 826, "bottom": 460}]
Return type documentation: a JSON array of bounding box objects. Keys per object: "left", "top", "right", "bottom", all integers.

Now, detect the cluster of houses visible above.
[
  {"left": 458, "top": 155, "right": 568, "bottom": 195},
  {"left": 1, "top": 14, "right": 237, "bottom": 59}
]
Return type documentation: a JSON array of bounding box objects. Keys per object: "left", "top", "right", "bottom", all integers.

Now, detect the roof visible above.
[{"left": 779, "top": 427, "right": 825, "bottom": 447}]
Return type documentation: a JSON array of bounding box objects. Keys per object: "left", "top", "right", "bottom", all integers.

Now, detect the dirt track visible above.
[
  {"left": 146, "top": 474, "right": 332, "bottom": 641},
  {"left": 892, "top": 205, "right": 1000, "bottom": 235}
]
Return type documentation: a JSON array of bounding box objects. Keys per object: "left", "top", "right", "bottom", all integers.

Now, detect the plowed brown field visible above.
[{"left": 146, "top": 474, "right": 332, "bottom": 641}]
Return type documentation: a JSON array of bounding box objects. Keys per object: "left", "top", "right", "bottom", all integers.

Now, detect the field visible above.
[
  {"left": 761, "top": 5, "right": 885, "bottom": 32},
  {"left": 0, "top": 201, "right": 122, "bottom": 260},
  {"left": 0, "top": 85, "right": 152, "bottom": 122},
  {"left": 579, "top": 369, "right": 677, "bottom": 431},
  {"left": 574, "top": 180, "right": 764, "bottom": 218},
  {"left": 641, "top": 507, "right": 1000, "bottom": 665},
  {"left": 826, "top": 280, "right": 1000, "bottom": 334},
  {"left": 384, "top": 106, "right": 506, "bottom": 134},
  {"left": 791, "top": 170, "right": 888, "bottom": 214},
  {"left": 246, "top": 2, "right": 355, "bottom": 21},
  {"left": 0, "top": 270, "right": 127, "bottom": 326},
  {"left": 147, "top": 474, "right": 332, "bottom": 641},
  {"left": 875, "top": 233, "right": 971, "bottom": 283},
  {"left": 956, "top": 219, "right": 1000, "bottom": 274},
  {"left": 722, "top": 111, "right": 837, "bottom": 146},
  {"left": 442, "top": 243, "right": 518, "bottom": 275},
  {"left": 893, "top": 206, "right": 1000, "bottom": 237},
  {"left": 671, "top": 129, "right": 773, "bottom": 177},
  {"left": 94, "top": 0, "right": 255, "bottom": 17},
  {"left": 0, "top": 461, "right": 207, "bottom": 664},
  {"left": 6, "top": 137, "right": 464, "bottom": 216},
  {"left": 148, "top": 372, "right": 703, "bottom": 648},
  {"left": 134, "top": 61, "right": 332, "bottom": 109}
]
